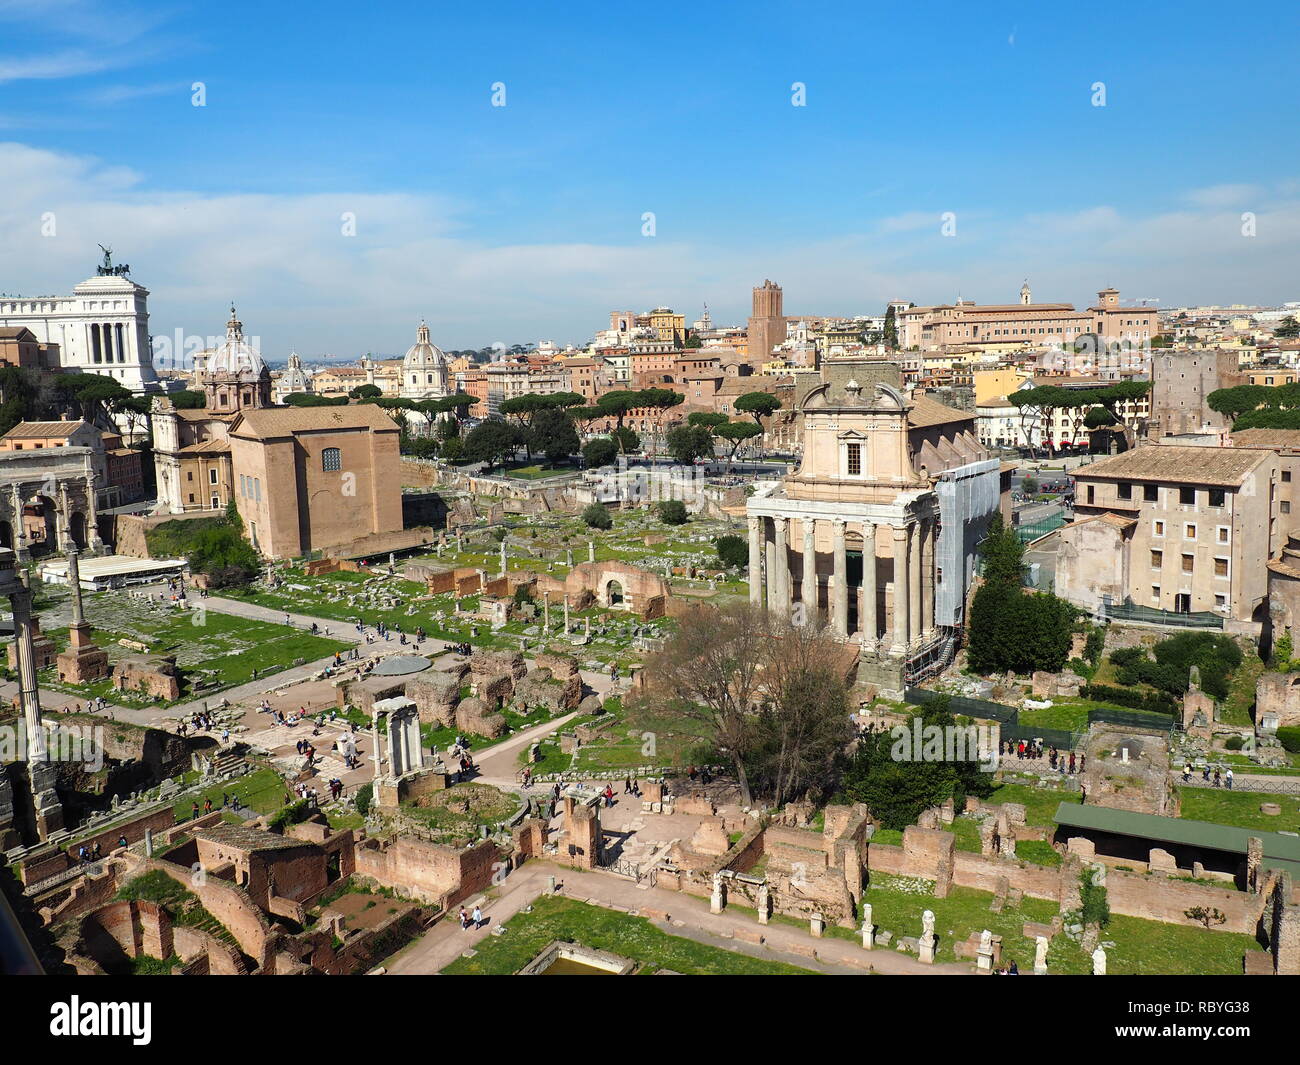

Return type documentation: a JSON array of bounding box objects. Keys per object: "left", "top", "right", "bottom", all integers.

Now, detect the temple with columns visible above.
[{"left": 746, "top": 356, "right": 1005, "bottom": 692}]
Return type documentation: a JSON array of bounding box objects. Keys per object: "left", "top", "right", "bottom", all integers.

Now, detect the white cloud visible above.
[{"left": 3, "top": 141, "right": 1300, "bottom": 355}]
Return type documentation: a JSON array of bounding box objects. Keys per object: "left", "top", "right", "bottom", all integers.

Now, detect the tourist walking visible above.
[{"left": 472, "top": 904, "right": 483, "bottom": 930}]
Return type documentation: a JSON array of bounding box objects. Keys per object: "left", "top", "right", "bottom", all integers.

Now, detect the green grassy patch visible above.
[
  {"left": 441, "top": 895, "right": 813, "bottom": 975},
  {"left": 1176, "top": 786, "right": 1300, "bottom": 833}
]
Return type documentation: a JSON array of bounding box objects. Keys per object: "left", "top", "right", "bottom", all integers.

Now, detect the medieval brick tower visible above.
[{"left": 747, "top": 280, "right": 785, "bottom": 367}]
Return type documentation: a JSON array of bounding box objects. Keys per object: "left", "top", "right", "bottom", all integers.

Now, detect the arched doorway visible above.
[
  {"left": 25, "top": 496, "right": 57, "bottom": 556},
  {"left": 69, "top": 511, "right": 87, "bottom": 550},
  {"left": 606, "top": 579, "right": 625, "bottom": 607},
  {"left": 0, "top": 521, "right": 11, "bottom": 550}
]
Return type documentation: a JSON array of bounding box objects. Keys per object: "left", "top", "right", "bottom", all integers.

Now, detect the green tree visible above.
[
  {"left": 169, "top": 389, "right": 206, "bottom": 409},
  {"left": 349, "top": 383, "right": 382, "bottom": 400},
  {"left": 527, "top": 406, "right": 580, "bottom": 465},
  {"left": 582, "top": 436, "right": 618, "bottom": 468},
  {"left": 839, "top": 695, "right": 994, "bottom": 829},
  {"left": 581, "top": 502, "right": 612, "bottom": 530},
  {"left": 715, "top": 534, "right": 747, "bottom": 568},
  {"left": 461, "top": 418, "right": 521, "bottom": 470},
  {"left": 610, "top": 426, "right": 640, "bottom": 454},
  {"left": 0, "top": 365, "right": 40, "bottom": 436},
  {"left": 1276, "top": 316, "right": 1300, "bottom": 339},
  {"left": 715, "top": 420, "right": 762, "bottom": 470},
  {"left": 657, "top": 499, "right": 688, "bottom": 525},
  {"left": 664, "top": 423, "right": 714, "bottom": 465},
  {"left": 882, "top": 303, "right": 899, "bottom": 349},
  {"left": 733, "top": 391, "right": 782, "bottom": 432}
]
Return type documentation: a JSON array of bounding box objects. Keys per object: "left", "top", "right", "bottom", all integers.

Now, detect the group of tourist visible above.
[
  {"left": 59, "top": 696, "right": 107, "bottom": 715},
  {"left": 1183, "top": 763, "right": 1234, "bottom": 789},
  {"left": 1005, "top": 740, "right": 1085, "bottom": 775}
]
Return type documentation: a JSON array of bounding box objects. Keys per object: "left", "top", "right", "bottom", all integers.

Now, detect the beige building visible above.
[
  {"left": 228, "top": 406, "right": 403, "bottom": 560},
  {"left": 900, "top": 285, "right": 1158, "bottom": 352},
  {"left": 1053, "top": 445, "right": 1279, "bottom": 626},
  {"left": 746, "top": 356, "right": 1002, "bottom": 690}
]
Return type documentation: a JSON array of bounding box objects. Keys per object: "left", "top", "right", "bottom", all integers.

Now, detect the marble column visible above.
[
  {"left": 801, "top": 518, "right": 817, "bottom": 624},
  {"left": 773, "top": 517, "right": 790, "bottom": 618},
  {"left": 861, "top": 522, "right": 878, "bottom": 648},
  {"left": 909, "top": 520, "right": 923, "bottom": 645},
  {"left": 831, "top": 520, "right": 848, "bottom": 638},
  {"left": 11, "top": 485, "right": 28, "bottom": 560},
  {"left": 891, "top": 525, "right": 910, "bottom": 655},
  {"left": 764, "top": 535, "right": 777, "bottom": 614},
  {"left": 921, "top": 518, "right": 936, "bottom": 639},
  {"left": 748, "top": 516, "right": 764, "bottom": 607}
]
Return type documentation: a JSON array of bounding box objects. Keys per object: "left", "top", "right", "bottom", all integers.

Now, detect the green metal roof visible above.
[{"left": 1054, "top": 802, "right": 1300, "bottom": 872}]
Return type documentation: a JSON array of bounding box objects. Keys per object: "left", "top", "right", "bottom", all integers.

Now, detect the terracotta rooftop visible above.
[
  {"left": 230, "top": 405, "right": 399, "bottom": 439},
  {"left": 1076, "top": 445, "right": 1269, "bottom": 487},
  {"left": 1231, "top": 429, "right": 1300, "bottom": 451},
  {"left": 907, "top": 395, "right": 975, "bottom": 428},
  {"left": 0, "top": 420, "right": 90, "bottom": 439}
]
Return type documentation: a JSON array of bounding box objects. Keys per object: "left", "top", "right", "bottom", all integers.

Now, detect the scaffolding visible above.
[{"left": 934, "top": 458, "right": 1001, "bottom": 627}]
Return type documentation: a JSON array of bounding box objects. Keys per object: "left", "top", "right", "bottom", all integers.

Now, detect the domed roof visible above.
[
  {"left": 207, "top": 305, "right": 267, "bottom": 380},
  {"left": 403, "top": 321, "right": 446, "bottom": 370}
]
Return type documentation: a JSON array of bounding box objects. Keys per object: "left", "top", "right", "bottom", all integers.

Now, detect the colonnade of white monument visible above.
[{"left": 748, "top": 513, "right": 938, "bottom": 654}]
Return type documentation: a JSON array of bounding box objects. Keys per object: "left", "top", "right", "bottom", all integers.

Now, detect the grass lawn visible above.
[
  {"left": 441, "top": 895, "right": 814, "bottom": 975},
  {"left": 42, "top": 605, "right": 349, "bottom": 707},
  {"left": 171, "top": 765, "right": 287, "bottom": 821},
  {"left": 1017, "top": 701, "right": 1089, "bottom": 733},
  {"left": 985, "top": 780, "right": 1081, "bottom": 827},
  {"left": 1176, "top": 786, "right": 1300, "bottom": 833}
]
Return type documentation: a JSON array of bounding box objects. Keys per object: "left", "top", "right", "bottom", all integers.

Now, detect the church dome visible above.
[
  {"left": 403, "top": 321, "right": 446, "bottom": 370},
  {"left": 208, "top": 305, "right": 267, "bottom": 381}
]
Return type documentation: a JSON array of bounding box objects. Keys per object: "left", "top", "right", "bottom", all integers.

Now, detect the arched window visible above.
[{"left": 322, "top": 447, "right": 342, "bottom": 472}]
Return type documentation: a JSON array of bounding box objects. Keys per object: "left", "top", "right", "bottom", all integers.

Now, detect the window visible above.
[
  {"left": 1144, "top": 484, "right": 1158, "bottom": 502},
  {"left": 254, "top": 478, "right": 261, "bottom": 502},
  {"left": 1182, "top": 553, "right": 1194, "bottom": 574},
  {"left": 1153, "top": 520, "right": 1165, "bottom": 537},
  {"left": 209, "top": 468, "right": 218, "bottom": 485},
  {"left": 1179, "top": 487, "right": 1195, "bottom": 505},
  {"left": 1214, "top": 557, "right": 1229, "bottom": 578},
  {"left": 1217, "top": 526, "right": 1230, "bottom": 543},
  {"left": 1117, "top": 482, "right": 1132, "bottom": 500},
  {"left": 1151, "top": 586, "right": 1161, "bottom": 601},
  {"left": 1150, "top": 549, "right": 1163, "bottom": 569},
  {"left": 1208, "top": 488, "right": 1225, "bottom": 507},
  {"left": 323, "top": 447, "right": 343, "bottom": 472},
  {"left": 1087, "top": 485, "right": 1095, "bottom": 505},
  {"left": 1184, "top": 524, "right": 1196, "bottom": 540},
  {"left": 1285, "top": 501, "right": 1293, "bottom": 515},
  {"left": 1284, "top": 470, "right": 1292, "bottom": 483},
  {"left": 845, "top": 443, "right": 861, "bottom": 477},
  {"left": 1215, "top": 594, "right": 1227, "bottom": 609},
  {"left": 186, "top": 471, "right": 193, "bottom": 481}
]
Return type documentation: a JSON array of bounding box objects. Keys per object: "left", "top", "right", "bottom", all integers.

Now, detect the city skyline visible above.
[{"left": 2, "top": 0, "right": 1299, "bottom": 354}]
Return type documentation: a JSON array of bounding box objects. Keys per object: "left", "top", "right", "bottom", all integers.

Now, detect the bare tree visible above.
[{"left": 636, "top": 603, "right": 769, "bottom": 805}]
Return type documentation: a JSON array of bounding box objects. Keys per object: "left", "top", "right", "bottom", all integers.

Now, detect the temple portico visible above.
[
  {"left": 746, "top": 355, "right": 1002, "bottom": 692},
  {"left": 747, "top": 498, "right": 941, "bottom": 656}
]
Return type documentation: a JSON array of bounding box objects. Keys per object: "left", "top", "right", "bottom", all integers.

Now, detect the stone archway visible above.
[
  {"left": 25, "top": 495, "right": 58, "bottom": 556},
  {"left": 606, "top": 579, "right": 625, "bottom": 607},
  {"left": 0, "top": 521, "right": 11, "bottom": 550}
]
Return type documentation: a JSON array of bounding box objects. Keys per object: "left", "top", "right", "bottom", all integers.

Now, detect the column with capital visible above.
[
  {"left": 831, "top": 520, "right": 848, "bottom": 638},
  {"left": 801, "top": 518, "right": 817, "bottom": 624},
  {"left": 891, "top": 525, "right": 910, "bottom": 655},
  {"left": 861, "top": 522, "right": 878, "bottom": 649},
  {"left": 909, "top": 519, "right": 923, "bottom": 645},
  {"left": 748, "top": 515, "right": 764, "bottom": 607},
  {"left": 57, "top": 483, "right": 72, "bottom": 552},
  {"left": 772, "top": 516, "right": 791, "bottom": 618},
  {"left": 11, "top": 484, "right": 28, "bottom": 561}
]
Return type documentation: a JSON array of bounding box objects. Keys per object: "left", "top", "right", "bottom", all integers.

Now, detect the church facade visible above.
[{"left": 746, "top": 356, "right": 1002, "bottom": 691}]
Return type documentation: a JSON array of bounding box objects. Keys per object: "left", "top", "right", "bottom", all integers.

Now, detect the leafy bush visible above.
[
  {"left": 1224, "top": 735, "right": 1244, "bottom": 751},
  {"left": 715, "top": 534, "right": 747, "bottom": 569},
  {"left": 657, "top": 500, "right": 688, "bottom": 525},
  {"left": 1277, "top": 727, "right": 1300, "bottom": 754},
  {"left": 354, "top": 782, "right": 373, "bottom": 817},
  {"left": 1079, "top": 683, "right": 1177, "bottom": 716}
]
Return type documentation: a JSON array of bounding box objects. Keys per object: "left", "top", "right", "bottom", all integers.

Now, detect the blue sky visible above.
[{"left": 1, "top": 0, "right": 1297, "bottom": 356}]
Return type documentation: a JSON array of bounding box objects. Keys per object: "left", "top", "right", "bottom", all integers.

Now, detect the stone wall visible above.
[{"left": 353, "top": 835, "right": 499, "bottom": 909}]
